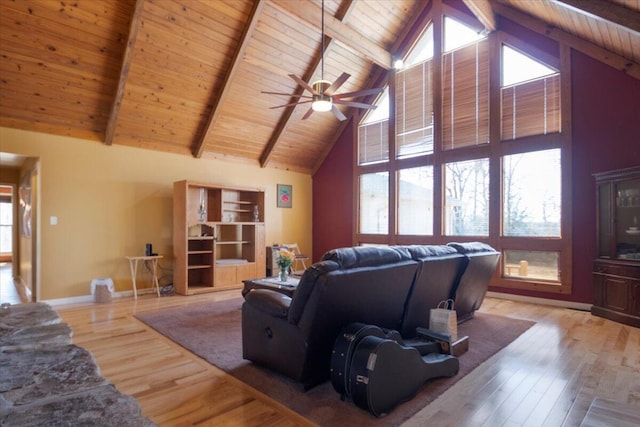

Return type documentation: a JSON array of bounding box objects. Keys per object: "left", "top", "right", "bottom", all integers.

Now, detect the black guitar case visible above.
[
  {"left": 330, "top": 322, "right": 398, "bottom": 399},
  {"left": 349, "top": 335, "right": 459, "bottom": 417},
  {"left": 331, "top": 323, "right": 443, "bottom": 401}
]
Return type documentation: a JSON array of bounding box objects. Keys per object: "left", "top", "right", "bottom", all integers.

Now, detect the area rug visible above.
[{"left": 135, "top": 298, "right": 534, "bottom": 426}]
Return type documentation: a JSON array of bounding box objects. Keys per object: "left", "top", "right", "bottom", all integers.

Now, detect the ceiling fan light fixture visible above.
[
  {"left": 312, "top": 97, "right": 332, "bottom": 112},
  {"left": 311, "top": 79, "right": 333, "bottom": 112}
]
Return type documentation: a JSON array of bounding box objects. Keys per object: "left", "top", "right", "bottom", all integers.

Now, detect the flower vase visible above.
[{"left": 279, "top": 267, "right": 288, "bottom": 282}]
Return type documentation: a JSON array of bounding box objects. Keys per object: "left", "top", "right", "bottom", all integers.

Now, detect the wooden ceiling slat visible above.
[
  {"left": 0, "top": 19, "right": 123, "bottom": 77},
  {"left": 117, "top": 86, "right": 209, "bottom": 117},
  {"left": 135, "top": 25, "right": 229, "bottom": 71},
  {"left": 193, "top": 0, "right": 265, "bottom": 158},
  {"left": 0, "top": 117, "right": 103, "bottom": 141},
  {"left": 123, "top": 62, "right": 217, "bottom": 95},
  {"left": 0, "top": 6, "right": 128, "bottom": 49},
  {"left": 552, "top": 0, "right": 640, "bottom": 34},
  {"left": 0, "top": 62, "right": 116, "bottom": 96},
  {"left": 143, "top": 1, "right": 241, "bottom": 49}
]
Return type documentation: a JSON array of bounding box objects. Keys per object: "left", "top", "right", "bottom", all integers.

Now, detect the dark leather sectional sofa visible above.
[{"left": 241, "top": 242, "right": 500, "bottom": 389}]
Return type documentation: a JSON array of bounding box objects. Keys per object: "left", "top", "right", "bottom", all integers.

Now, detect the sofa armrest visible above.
[{"left": 244, "top": 289, "right": 291, "bottom": 319}]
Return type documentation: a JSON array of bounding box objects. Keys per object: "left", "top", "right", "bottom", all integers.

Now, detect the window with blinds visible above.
[
  {"left": 396, "top": 59, "right": 434, "bottom": 159},
  {"left": 442, "top": 38, "right": 490, "bottom": 150},
  {"left": 358, "top": 120, "right": 389, "bottom": 165},
  {"left": 358, "top": 88, "right": 389, "bottom": 165},
  {"left": 501, "top": 45, "right": 560, "bottom": 141}
]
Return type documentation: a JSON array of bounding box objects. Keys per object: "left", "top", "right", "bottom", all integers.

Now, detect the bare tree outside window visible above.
[
  {"left": 445, "top": 159, "right": 489, "bottom": 236},
  {"left": 503, "top": 149, "right": 561, "bottom": 237}
]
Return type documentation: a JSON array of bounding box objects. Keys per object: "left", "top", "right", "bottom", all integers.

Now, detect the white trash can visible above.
[{"left": 91, "top": 278, "right": 114, "bottom": 303}]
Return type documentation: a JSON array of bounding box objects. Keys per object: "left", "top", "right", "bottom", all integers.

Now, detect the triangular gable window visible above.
[
  {"left": 502, "top": 45, "right": 557, "bottom": 87},
  {"left": 501, "top": 44, "right": 560, "bottom": 140},
  {"left": 358, "top": 88, "right": 389, "bottom": 165}
]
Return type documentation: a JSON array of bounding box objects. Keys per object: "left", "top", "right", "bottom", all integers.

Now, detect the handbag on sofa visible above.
[{"left": 429, "top": 299, "right": 458, "bottom": 340}]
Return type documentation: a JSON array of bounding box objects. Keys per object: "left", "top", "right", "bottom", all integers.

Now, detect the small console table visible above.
[
  {"left": 126, "top": 255, "right": 163, "bottom": 299},
  {"left": 242, "top": 276, "right": 300, "bottom": 298}
]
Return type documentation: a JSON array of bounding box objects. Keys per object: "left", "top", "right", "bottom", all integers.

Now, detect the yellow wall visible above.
[{"left": 0, "top": 127, "right": 312, "bottom": 300}]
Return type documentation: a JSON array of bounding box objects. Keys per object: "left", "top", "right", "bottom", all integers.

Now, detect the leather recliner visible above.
[{"left": 242, "top": 243, "right": 499, "bottom": 389}]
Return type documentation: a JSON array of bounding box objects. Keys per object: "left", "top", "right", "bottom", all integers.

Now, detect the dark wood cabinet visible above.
[{"left": 592, "top": 166, "right": 640, "bottom": 327}]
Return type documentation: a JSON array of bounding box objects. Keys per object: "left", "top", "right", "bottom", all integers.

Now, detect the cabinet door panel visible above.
[
  {"left": 236, "top": 263, "right": 257, "bottom": 282},
  {"left": 602, "top": 276, "right": 630, "bottom": 312},
  {"left": 215, "top": 265, "right": 237, "bottom": 287}
]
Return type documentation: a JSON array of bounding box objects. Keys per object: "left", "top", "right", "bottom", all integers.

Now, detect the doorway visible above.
[{"left": 0, "top": 153, "right": 39, "bottom": 303}]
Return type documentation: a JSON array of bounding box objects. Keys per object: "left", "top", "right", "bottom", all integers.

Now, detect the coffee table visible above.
[{"left": 242, "top": 276, "right": 300, "bottom": 297}]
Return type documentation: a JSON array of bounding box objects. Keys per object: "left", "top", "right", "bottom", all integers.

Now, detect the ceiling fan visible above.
[{"left": 262, "top": 0, "right": 384, "bottom": 121}]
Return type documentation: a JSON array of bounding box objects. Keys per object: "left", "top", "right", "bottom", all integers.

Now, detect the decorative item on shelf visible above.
[
  {"left": 276, "top": 248, "right": 296, "bottom": 282},
  {"left": 253, "top": 205, "right": 260, "bottom": 222},
  {"left": 198, "top": 188, "right": 207, "bottom": 222}
]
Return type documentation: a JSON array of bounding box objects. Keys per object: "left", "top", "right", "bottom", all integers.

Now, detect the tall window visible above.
[
  {"left": 398, "top": 166, "right": 433, "bottom": 235},
  {"left": 396, "top": 23, "right": 435, "bottom": 159},
  {"left": 502, "top": 149, "right": 561, "bottom": 237},
  {"left": 355, "top": 11, "right": 570, "bottom": 292},
  {"left": 359, "top": 172, "right": 389, "bottom": 234},
  {"left": 358, "top": 88, "right": 389, "bottom": 166},
  {"left": 442, "top": 17, "right": 489, "bottom": 150},
  {"left": 444, "top": 158, "right": 489, "bottom": 236}
]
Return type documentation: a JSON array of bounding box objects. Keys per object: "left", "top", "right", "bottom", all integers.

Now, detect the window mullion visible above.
[{"left": 389, "top": 69, "right": 398, "bottom": 243}]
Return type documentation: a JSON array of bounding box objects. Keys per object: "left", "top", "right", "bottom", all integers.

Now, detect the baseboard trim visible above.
[
  {"left": 486, "top": 291, "right": 592, "bottom": 312},
  {"left": 43, "top": 290, "right": 134, "bottom": 306}
]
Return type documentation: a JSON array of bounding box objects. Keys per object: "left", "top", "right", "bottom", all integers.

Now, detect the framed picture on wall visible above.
[{"left": 277, "top": 184, "right": 292, "bottom": 208}]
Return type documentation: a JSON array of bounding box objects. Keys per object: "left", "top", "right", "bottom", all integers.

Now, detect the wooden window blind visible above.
[
  {"left": 358, "top": 120, "right": 389, "bottom": 165},
  {"left": 442, "top": 39, "right": 490, "bottom": 150},
  {"left": 396, "top": 60, "right": 434, "bottom": 158},
  {"left": 501, "top": 74, "right": 561, "bottom": 140}
]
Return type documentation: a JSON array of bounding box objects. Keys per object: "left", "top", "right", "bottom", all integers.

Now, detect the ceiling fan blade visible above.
[
  {"left": 332, "top": 105, "right": 347, "bottom": 121},
  {"left": 262, "top": 91, "right": 312, "bottom": 98},
  {"left": 333, "top": 87, "right": 385, "bottom": 99},
  {"left": 289, "top": 74, "right": 318, "bottom": 95},
  {"left": 269, "top": 100, "right": 313, "bottom": 109},
  {"left": 301, "top": 107, "right": 315, "bottom": 120},
  {"left": 325, "top": 72, "right": 351, "bottom": 96},
  {"left": 333, "top": 100, "right": 377, "bottom": 109}
]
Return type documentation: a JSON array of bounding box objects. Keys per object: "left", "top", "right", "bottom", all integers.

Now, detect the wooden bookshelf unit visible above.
[{"left": 173, "top": 180, "right": 265, "bottom": 295}]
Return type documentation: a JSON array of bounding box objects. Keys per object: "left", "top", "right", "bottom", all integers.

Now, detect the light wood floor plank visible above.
[{"left": 54, "top": 291, "right": 640, "bottom": 427}]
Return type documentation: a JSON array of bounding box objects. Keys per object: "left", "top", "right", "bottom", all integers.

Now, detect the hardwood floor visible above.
[{"left": 55, "top": 291, "right": 640, "bottom": 427}]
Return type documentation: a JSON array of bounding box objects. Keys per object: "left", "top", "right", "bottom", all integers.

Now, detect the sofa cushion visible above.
[
  {"left": 288, "top": 260, "right": 340, "bottom": 324},
  {"left": 448, "top": 241, "right": 496, "bottom": 254},
  {"left": 406, "top": 244, "right": 458, "bottom": 259},
  {"left": 321, "top": 246, "right": 412, "bottom": 269},
  {"left": 244, "top": 290, "right": 290, "bottom": 319}
]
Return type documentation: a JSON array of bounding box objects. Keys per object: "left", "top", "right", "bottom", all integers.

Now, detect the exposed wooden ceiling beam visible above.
[
  {"left": 271, "top": 0, "right": 392, "bottom": 69},
  {"left": 463, "top": 0, "right": 497, "bottom": 32},
  {"left": 260, "top": 0, "right": 356, "bottom": 168},
  {"left": 551, "top": 0, "right": 640, "bottom": 35},
  {"left": 104, "top": 0, "right": 144, "bottom": 146},
  {"left": 494, "top": 3, "right": 640, "bottom": 80},
  {"left": 192, "top": 0, "right": 266, "bottom": 158}
]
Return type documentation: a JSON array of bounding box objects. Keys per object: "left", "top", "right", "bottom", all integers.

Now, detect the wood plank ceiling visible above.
[{"left": 1, "top": 0, "right": 639, "bottom": 175}]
